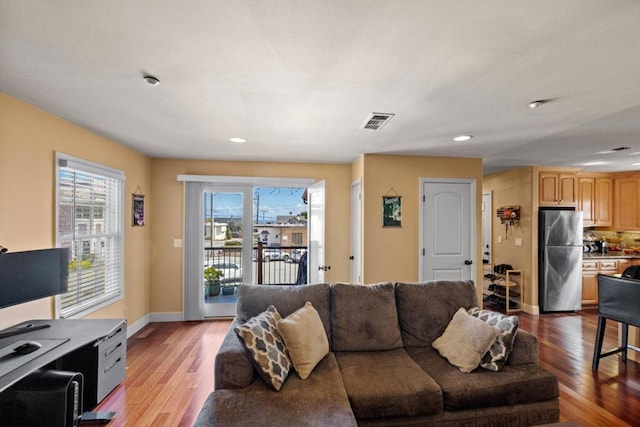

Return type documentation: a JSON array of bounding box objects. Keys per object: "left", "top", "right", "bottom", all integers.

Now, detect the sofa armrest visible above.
[
  {"left": 507, "top": 329, "right": 538, "bottom": 366},
  {"left": 214, "top": 319, "right": 256, "bottom": 390}
]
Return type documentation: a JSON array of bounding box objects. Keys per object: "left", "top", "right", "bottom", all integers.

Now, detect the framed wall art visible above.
[
  {"left": 382, "top": 195, "right": 402, "bottom": 227},
  {"left": 132, "top": 188, "right": 145, "bottom": 226}
]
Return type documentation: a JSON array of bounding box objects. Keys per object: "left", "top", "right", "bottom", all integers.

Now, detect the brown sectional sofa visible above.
[{"left": 194, "top": 281, "right": 560, "bottom": 426}]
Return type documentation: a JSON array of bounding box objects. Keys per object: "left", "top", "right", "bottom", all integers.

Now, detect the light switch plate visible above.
[
  {"left": 173, "top": 239, "right": 183, "bottom": 248},
  {"left": 515, "top": 237, "right": 523, "bottom": 247}
]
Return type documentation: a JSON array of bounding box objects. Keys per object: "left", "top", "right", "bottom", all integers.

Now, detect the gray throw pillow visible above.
[{"left": 468, "top": 307, "right": 519, "bottom": 371}]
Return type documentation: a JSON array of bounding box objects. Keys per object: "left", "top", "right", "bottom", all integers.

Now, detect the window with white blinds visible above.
[{"left": 55, "top": 153, "right": 125, "bottom": 318}]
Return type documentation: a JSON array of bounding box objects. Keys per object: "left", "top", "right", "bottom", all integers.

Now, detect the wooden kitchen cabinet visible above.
[
  {"left": 578, "top": 175, "right": 612, "bottom": 226},
  {"left": 581, "top": 257, "right": 640, "bottom": 305},
  {"left": 613, "top": 175, "right": 640, "bottom": 230},
  {"left": 539, "top": 171, "right": 577, "bottom": 206},
  {"left": 581, "top": 259, "right": 599, "bottom": 305}
]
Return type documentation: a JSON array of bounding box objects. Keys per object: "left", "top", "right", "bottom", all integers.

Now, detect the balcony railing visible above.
[{"left": 204, "top": 244, "right": 307, "bottom": 285}]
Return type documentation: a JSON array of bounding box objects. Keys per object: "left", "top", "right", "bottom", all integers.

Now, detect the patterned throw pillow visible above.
[
  {"left": 468, "top": 307, "right": 519, "bottom": 372},
  {"left": 235, "top": 305, "right": 292, "bottom": 391}
]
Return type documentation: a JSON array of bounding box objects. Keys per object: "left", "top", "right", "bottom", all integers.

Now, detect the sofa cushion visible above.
[
  {"left": 432, "top": 307, "right": 500, "bottom": 373},
  {"left": 331, "top": 282, "right": 403, "bottom": 351},
  {"left": 214, "top": 318, "right": 257, "bottom": 390},
  {"left": 469, "top": 307, "right": 519, "bottom": 371},
  {"left": 407, "top": 347, "right": 559, "bottom": 412},
  {"left": 278, "top": 301, "right": 329, "bottom": 379},
  {"left": 194, "top": 353, "right": 357, "bottom": 427},
  {"left": 234, "top": 305, "right": 291, "bottom": 391},
  {"left": 334, "top": 348, "right": 443, "bottom": 419},
  {"left": 236, "top": 283, "right": 331, "bottom": 342},
  {"left": 395, "top": 280, "right": 478, "bottom": 347}
]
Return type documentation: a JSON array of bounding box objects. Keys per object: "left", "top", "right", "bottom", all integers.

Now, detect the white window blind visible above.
[{"left": 56, "top": 153, "right": 125, "bottom": 318}]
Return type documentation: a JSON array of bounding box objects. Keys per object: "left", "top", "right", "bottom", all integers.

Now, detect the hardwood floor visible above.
[{"left": 96, "top": 310, "right": 639, "bottom": 426}]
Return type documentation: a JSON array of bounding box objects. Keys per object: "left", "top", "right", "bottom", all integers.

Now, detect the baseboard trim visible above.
[
  {"left": 149, "top": 312, "right": 185, "bottom": 323},
  {"left": 126, "top": 312, "right": 186, "bottom": 338},
  {"left": 127, "top": 314, "right": 150, "bottom": 338},
  {"left": 524, "top": 303, "right": 540, "bottom": 315}
]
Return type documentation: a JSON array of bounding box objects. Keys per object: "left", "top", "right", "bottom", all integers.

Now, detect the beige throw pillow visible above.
[
  {"left": 432, "top": 307, "right": 500, "bottom": 373},
  {"left": 278, "top": 301, "right": 329, "bottom": 379}
]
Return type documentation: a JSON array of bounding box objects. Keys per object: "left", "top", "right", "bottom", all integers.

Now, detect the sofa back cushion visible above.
[
  {"left": 331, "top": 282, "right": 403, "bottom": 351},
  {"left": 236, "top": 283, "right": 331, "bottom": 341},
  {"left": 395, "top": 281, "right": 478, "bottom": 347}
]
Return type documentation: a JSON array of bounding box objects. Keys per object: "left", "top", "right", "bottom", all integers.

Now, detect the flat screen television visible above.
[{"left": 0, "top": 248, "right": 70, "bottom": 309}]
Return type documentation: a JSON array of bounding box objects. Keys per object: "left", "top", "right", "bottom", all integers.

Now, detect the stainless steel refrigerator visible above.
[{"left": 538, "top": 209, "right": 583, "bottom": 313}]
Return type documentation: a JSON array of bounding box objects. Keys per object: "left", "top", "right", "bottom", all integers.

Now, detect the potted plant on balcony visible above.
[
  {"left": 221, "top": 282, "right": 236, "bottom": 296},
  {"left": 204, "top": 266, "right": 222, "bottom": 297}
]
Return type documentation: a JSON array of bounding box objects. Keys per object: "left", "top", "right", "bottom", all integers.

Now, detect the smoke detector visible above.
[{"left": 361, "top": 113, "right": 395, "bottom": 131}]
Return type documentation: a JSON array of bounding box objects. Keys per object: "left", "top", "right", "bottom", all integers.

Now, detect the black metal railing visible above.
[{"left": 204, "top": 243, "right": 307, "bottom": 285}]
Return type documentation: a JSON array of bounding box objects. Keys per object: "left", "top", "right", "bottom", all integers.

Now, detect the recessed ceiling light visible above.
[
  {"left": 453, "top": 135, "right": 473, "bottom": 142},
  {"left": 583, "top": 161, "right": 609, "bottom": 166},
  {"left": 143, "top": 75, "right": 160, "bottom": 86},
  {"left": 528, "top": 100, "right": 546, "bottom": 109},
  {"left": 632, "top": 163, "right": 640, "bottom": 166},
  {"left": 229, "top": 137, "right": 247, "bottom": 144}
]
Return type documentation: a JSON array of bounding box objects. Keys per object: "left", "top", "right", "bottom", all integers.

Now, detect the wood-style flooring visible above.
[{"left": 96, "top": 309, "right": 639, "bottom": 426}]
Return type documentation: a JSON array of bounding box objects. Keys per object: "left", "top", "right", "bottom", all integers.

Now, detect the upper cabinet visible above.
[
  {"left": 539, "top": 171, "right": 577, "bottom": 206},
  {"left": 578, "top": 175, "right": 612, "bottom": 227},
  {"left": 613, "top": 175, "right": 640, "bottom": 230}
]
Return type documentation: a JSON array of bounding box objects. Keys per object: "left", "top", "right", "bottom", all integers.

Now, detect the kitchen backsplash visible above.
[{"left": 584, "top": 230, "right": 640, "bottom": 251}]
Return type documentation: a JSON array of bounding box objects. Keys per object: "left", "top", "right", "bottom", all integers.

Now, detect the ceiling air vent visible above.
[{"left": 361, "top": 112, "right": 395, "bottom": 131}]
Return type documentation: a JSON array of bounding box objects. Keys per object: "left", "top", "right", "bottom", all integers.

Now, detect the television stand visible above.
[{"left": 0, "top": 323, "right": 50, "bottom": 339}]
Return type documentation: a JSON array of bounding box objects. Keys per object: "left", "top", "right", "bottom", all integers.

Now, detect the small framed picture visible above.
[
  {"left": 132, "top": 194, "right": 145, "bottom": 226},
  {"left": 382, "top": 196, "right": 402, "bottom": 227}
]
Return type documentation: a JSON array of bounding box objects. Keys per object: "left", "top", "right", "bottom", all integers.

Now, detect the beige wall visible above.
[
  {"left": 483, "top": 167, "right": 536, "bottom": 311},
  {"left": 0, "top": 91, "right": 490, "bottom": 326},
  {"left": 149, "top": 159, "right": 351, "bottom": 313},
  {"left": 360, "top": 154, "right": 484, "bottom": 297},
  {"left": 0, "top": 93, "right": 151, "bottom": 329}
]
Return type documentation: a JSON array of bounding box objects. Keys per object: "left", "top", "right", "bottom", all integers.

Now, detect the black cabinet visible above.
[{"left": 56, "top": 320, "right": 126, "bottom": 409}]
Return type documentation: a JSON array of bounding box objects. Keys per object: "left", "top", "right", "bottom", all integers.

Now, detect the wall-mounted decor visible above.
[
  {"left": 496, "top": 205, "right": 520, "bottom": 233},
  {"left": 382, "top": 191, "right": 402, "bottom": 227},
  {"left": 132, "top": 186, "right": 145, "bottom": 226}
]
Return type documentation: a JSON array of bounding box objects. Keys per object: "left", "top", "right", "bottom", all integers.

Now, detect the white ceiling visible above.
[{"left": 2, "top": 1, "right": 640, "bottom": 174}]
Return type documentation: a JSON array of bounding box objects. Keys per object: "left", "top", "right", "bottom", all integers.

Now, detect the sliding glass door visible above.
[{"left": 203, "top": 186, "right": 252, "bottom": 318}]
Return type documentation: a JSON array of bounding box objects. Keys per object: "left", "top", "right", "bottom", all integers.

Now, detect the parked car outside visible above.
[
  {"left": 211, "top": 262, "right": 243, "bottom": 284},
  {"left": 289, "top": 248, "right": 307, "bottom": 263},
  {"left": 253, "top": 248, "right": 290, "bottom": 262}
]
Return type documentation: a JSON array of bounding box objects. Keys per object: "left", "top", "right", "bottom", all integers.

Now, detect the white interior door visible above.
[
  {"left": 421, "top": 179, "right": 475, "bottom": 281},
  {"left": 350, "top": 179, "right": 362, "bottom": 283},
  {"left": 308, "top": 180, "right": 325, "bottom": 284}
]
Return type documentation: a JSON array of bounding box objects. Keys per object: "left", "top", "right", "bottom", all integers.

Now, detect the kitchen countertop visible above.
[{"left": 583, "top": 252, "right": 640, "bottom": 259}]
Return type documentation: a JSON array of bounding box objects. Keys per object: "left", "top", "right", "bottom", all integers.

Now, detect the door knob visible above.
[{"left": 464, "top": 260, "right": 473, "bottom": 265}]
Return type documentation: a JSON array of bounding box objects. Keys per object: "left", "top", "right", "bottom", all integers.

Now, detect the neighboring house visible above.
[
  {"left": 254, "top": 224, "right": 308, "bottom": 247},
  {"left": 280, "top": 225, "right": 307, "bottom": 247},
  {"left": 275, "top": 215, "right": 306, "bottom": 225},
  {"left": 204, "top": 221, "right": 228, "bottom": 242},
  {"left": 254, "top": 225, "right": 282, "bottom": 247}
]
